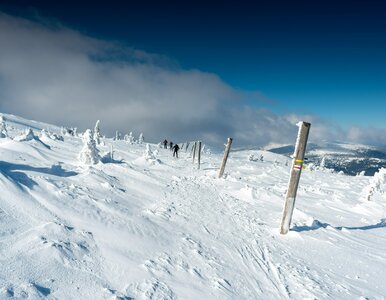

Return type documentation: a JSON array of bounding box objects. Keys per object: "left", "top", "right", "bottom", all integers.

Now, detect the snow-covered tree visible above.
[
  {"left": 114, "top": 131, "right": 121, "bottom": 141},
  {"left": 40, "top": 129, "right": 50, "bottom": 140},
  {"left": 128, "top": 132, "right": 134, "bottom": 144},
  {"left": 14, "top": 128, "right": 35, "bottom": 142},
  {"left": 79, "top": 129, "right": 100, "bottom": 165},
  {"left": 0, "top": 115, "right": 8, "bottom": 138},
  {"left": 138, "top": 133, "right": 144, "bottom": 144},
  {"left": 143, "top": 143, "right": 156, "bottom": 160},
  {"left": 364, "top": 168, "right": 386, "bottom": 201},
  {"left": 93, "top": 120, "right": 102, "bottom": 145}
]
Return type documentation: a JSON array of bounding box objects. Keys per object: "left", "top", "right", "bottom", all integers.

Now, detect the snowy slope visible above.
[{"left": 0, "top": 113, "right": 386, "bottom": 299}]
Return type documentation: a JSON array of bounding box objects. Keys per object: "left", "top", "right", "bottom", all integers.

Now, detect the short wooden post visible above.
[
  {"left": 218, "top": 138, "right": 232, "bottom": 178},
  {"left": 192, "top": 141, "right": 197, "bottom": 163},
  {"left": 110, "top": 144, "right": 114, "bottom": 161},
  {"left": 197, "top": 141, "right": 202, "bottom": 169},
  {"left": 280, "top": 122, "right": 311, "bottom": 235}
]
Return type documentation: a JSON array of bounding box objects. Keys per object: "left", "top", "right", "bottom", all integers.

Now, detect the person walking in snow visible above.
[
  {"left": 172, "top": 143, "right": 180, "bottom": 158},
  {"left": 169, "top": 141, "right": 174, "bottom": 150},
  {"left": 163, "top": 139, "right": 168, "bottom": 149}
]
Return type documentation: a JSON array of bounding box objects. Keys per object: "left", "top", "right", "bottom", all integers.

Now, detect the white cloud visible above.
[{"left": 1, "top": 12, "right": 384, "bottom": 149}]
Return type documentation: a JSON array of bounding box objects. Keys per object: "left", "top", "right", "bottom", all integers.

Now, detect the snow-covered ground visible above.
[{"left": 0, "top": 113, "right": 385, "bottom": 299}]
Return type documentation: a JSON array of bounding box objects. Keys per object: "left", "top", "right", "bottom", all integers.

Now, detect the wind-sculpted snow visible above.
[{"left": 0, "top": 113, "right": 386, "bottom": 299}]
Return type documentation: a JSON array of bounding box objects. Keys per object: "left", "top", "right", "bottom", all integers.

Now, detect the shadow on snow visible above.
[
  {"left": 292, "top": 218, "right": 386, "bottom": 232},
  {"left": 0, "top": 161, "right": 78, "bottom": 189}
]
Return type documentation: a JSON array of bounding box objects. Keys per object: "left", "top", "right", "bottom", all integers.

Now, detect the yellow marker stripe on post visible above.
[{"left": 295, "top": 159, "right": 303, "bottom": 163}]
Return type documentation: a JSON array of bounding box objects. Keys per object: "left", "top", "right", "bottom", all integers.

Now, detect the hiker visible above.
[
  {"left": 172, "top": 143, "right": 180, "bottom": 158},
  {"left": 163, "top": 139, "right": 168, "bottom": 149},
  {"left": 169, "top": 141, "right": 174, "bottom": 150}
]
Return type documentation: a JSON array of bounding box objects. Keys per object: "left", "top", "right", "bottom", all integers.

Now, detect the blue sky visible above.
[{"left": 1, "top": 0, "right": 386, "bottom": 146}]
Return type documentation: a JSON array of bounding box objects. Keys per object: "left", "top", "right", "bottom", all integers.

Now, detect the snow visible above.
[{"left": 0, "top": 113, "right": 386, "bottom": 299}]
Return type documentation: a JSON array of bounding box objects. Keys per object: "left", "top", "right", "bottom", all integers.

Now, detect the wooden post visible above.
[
  {"left": 192, "top": 141, "right": 197, "bottom": 163},
  {"left": 185, "top": 142, "right": 189, "bottom": 152},
  {"left": 110, "top": 144, "right": 114, "bottom": 161},
  {"left": 218, "top": 138, "right": 233, "bottom": 178},
  {"left": 280, "top": 122, "right": 311, "bottom": 235},
  {"left": 197, "top": 141, "right": 202, "bottom": 169}
]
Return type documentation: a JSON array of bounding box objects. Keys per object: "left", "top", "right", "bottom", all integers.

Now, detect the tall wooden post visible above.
[
  {"left": 280, "top": 122, "right": 311, "bottom": 235},
  {"left": 192, "top": 141, "right": 197, "bottom": 163},
  {"left": 197, "top": 141, "right": 202, "bottom": 169},
  {"left": 218, "top": 138, "right": 233, "bottom": 178},
  {"left": 185, "top": 142, "right": 189, "bottom": 152}
]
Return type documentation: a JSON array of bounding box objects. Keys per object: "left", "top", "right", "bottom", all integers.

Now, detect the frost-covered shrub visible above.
[
  {"left": 259, "top": 154, "right": 264, "bottom": 162},
  {"left": 364, "top": 168, "right": 386, "bottom": 201},
  {"left": 138, "top": 133, "right": 144, "bottom": 144},
  {"left": 248, "top": 154, "right": 255, "bottom": 161},
  {"left": 14, "top": 128, "right": 35, "bottom": 142},
  {"left": 0, "top": 115, "right": 8, "bottom": 138},
  {"left": 79, "top": 129, "right": 100, "bottom": 165},
  {"left": 93, "top": 120, "right": 102, "bottom": 145}
]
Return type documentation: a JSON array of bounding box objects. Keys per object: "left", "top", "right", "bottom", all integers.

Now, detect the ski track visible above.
[{"left": 146, "top": 174, "right": 331, "bottom": 299}]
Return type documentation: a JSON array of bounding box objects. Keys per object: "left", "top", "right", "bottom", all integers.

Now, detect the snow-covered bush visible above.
[
  {"left": 39, "top": 129, "right": 51, "bottom": 140},
  {"left": 93, "top": 120, "right": 102, "bottom": 145},
  {"left": 61, "top": 127, "right": 76, "bottom": 136},
  {"left": 51, "top": 133, "right": 64, "bottom": 141},
  {"left": 259, "top": 154, "right": 264, "bottom": 162},
  {"left": 14, "top": 128, "right": 35, "bottom": 142},
  {"left": 364, "top": 168, "right": 386, "bottom": 201},
  {"left": 138, "top": 133, "right": 144, "bottom": 144},
  {"left": 248, "top": 154, "right": 256, "bottom": 161},
  {"left": 79, "top": 129, "right": 100, "bottom": 165},
  {"left": 0, "top": 115, "right": 8, "bottom": 138}
]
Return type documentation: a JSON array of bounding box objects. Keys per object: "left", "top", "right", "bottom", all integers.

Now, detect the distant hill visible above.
[{"left": 266, "top": 141, "right": 386, "bottom": 176}]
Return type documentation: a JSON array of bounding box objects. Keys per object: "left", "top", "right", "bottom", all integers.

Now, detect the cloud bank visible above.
[{"left": 1, "top": 12, "right": 385, "bottom": 148}]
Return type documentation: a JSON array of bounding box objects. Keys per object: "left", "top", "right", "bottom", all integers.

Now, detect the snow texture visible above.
[{"left": 0, "top": 113, "right": 385, "bottom": 299}]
